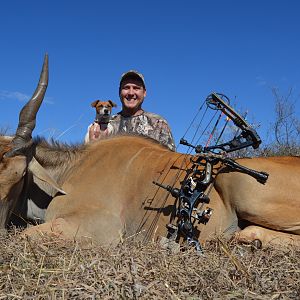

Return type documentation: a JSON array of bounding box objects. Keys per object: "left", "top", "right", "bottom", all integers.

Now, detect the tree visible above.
[
  {"left": 273, "top": 87, "right": 300, "bottom": 146},
  {"left": 262, "top": 87, "right": 300, "bottom": 156}
]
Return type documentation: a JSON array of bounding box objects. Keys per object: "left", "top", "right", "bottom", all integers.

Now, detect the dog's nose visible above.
[{"left": 104, "top": 108, "right": 109, "bottom": 114}]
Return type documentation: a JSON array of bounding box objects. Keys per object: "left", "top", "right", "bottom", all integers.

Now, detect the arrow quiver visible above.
[{"left": 153, "top": 93, "right": 269, "bottom": 253}]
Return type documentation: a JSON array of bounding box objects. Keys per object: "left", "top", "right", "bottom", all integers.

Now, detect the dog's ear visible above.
[
  {"left": 91, "top": 100, "right": 100, "bottom": 108},
  {"left": 108, "top": 100, "right": 117, "bottom": 108}
]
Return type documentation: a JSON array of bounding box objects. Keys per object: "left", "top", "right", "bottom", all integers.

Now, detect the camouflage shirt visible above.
[{"left": 109, "top": 111, "right": 176, "bottom": 151}]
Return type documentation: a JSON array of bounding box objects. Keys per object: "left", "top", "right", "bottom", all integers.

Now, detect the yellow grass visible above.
[{"left": 0, "top": 229, "right": 299, "bottom": 299}]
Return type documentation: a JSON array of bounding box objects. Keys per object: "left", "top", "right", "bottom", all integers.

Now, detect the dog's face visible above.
[{"left": 91, "top": 100, "right": 117, "bottom": 123}]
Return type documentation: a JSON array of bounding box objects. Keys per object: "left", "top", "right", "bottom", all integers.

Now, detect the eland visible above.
[{"left": 1, "top": 55, "right": 300, "bottom": 248}]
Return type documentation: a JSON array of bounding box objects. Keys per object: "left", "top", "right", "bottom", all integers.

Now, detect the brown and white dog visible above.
[{"left": 84, "top": 100, "right": 117, "bottom": 144}]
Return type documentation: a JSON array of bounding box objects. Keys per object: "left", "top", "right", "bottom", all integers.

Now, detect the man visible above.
[{"left": 107, "top": 70, "right": 176, "bottom": 151}]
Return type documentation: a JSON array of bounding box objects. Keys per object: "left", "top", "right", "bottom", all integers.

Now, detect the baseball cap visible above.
[{"left": 119, "top": 70, "right": 146, "bottom": 90}]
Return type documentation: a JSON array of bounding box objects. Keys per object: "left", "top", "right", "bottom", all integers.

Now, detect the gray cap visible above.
[{"left": 119, "top": 70, "right": 146, "bottom": 90}]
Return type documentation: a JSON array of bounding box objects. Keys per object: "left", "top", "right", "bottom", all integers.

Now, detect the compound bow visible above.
[{"left": 153, "top": 93, "right": 269, "bottom": 253}]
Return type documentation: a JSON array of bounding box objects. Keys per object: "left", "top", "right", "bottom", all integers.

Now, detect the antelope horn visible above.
[{"left": 5, "top": 54, "right": 48, "bottom": 158}]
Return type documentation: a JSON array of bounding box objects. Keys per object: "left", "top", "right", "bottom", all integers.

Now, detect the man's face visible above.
[{"left": 119, "top": 78, "right": 146, "bottom": 113}]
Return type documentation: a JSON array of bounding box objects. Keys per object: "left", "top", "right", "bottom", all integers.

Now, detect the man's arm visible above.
[
  {"left": 144, "top": 112, "right": 176, "bottom": 151},
  {"left": 85, "top": 122, "right": 101, "bottom": 143},
  {"left": 84, "top": 124, "right": 92, "bottom": 144},
  {"left": 154, "top": 119, "right": 176, "bottom": 151}
]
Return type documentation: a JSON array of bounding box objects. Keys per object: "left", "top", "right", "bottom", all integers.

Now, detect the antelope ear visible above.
[
  {"left": 108, "top": 100, "right": 117, "bottom": 107},
  {"left": 91, "top": 100, "right": 100, "bottom": 108},
  {"left": 28, "top": 157, "right": 66, "bottom": 195}
]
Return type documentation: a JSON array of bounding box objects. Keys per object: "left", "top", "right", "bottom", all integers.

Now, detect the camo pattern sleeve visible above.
[
  {"left": 143, "top": 112, "right": 176, "bottom": 151},
  {"left": 109, "top": 112, "right": 176, "bottom": 151}
]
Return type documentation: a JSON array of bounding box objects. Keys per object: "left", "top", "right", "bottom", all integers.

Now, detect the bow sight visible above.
[{"left": 153, "top": 93, "right": 269, "bottom": 253}]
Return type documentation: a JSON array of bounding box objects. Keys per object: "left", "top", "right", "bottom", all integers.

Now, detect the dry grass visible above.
[{"left": 0, "top": 229, "right": 299, "bottom": 299}]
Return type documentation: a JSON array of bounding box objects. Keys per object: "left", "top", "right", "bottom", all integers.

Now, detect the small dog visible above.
[{"left": 85, "top": 100, "right": 117, "bottom": 144}]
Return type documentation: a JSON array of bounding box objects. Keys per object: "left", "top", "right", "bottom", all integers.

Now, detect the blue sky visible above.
[{"left": 1, "top": 1, "right": 299, "bottom": 152}]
